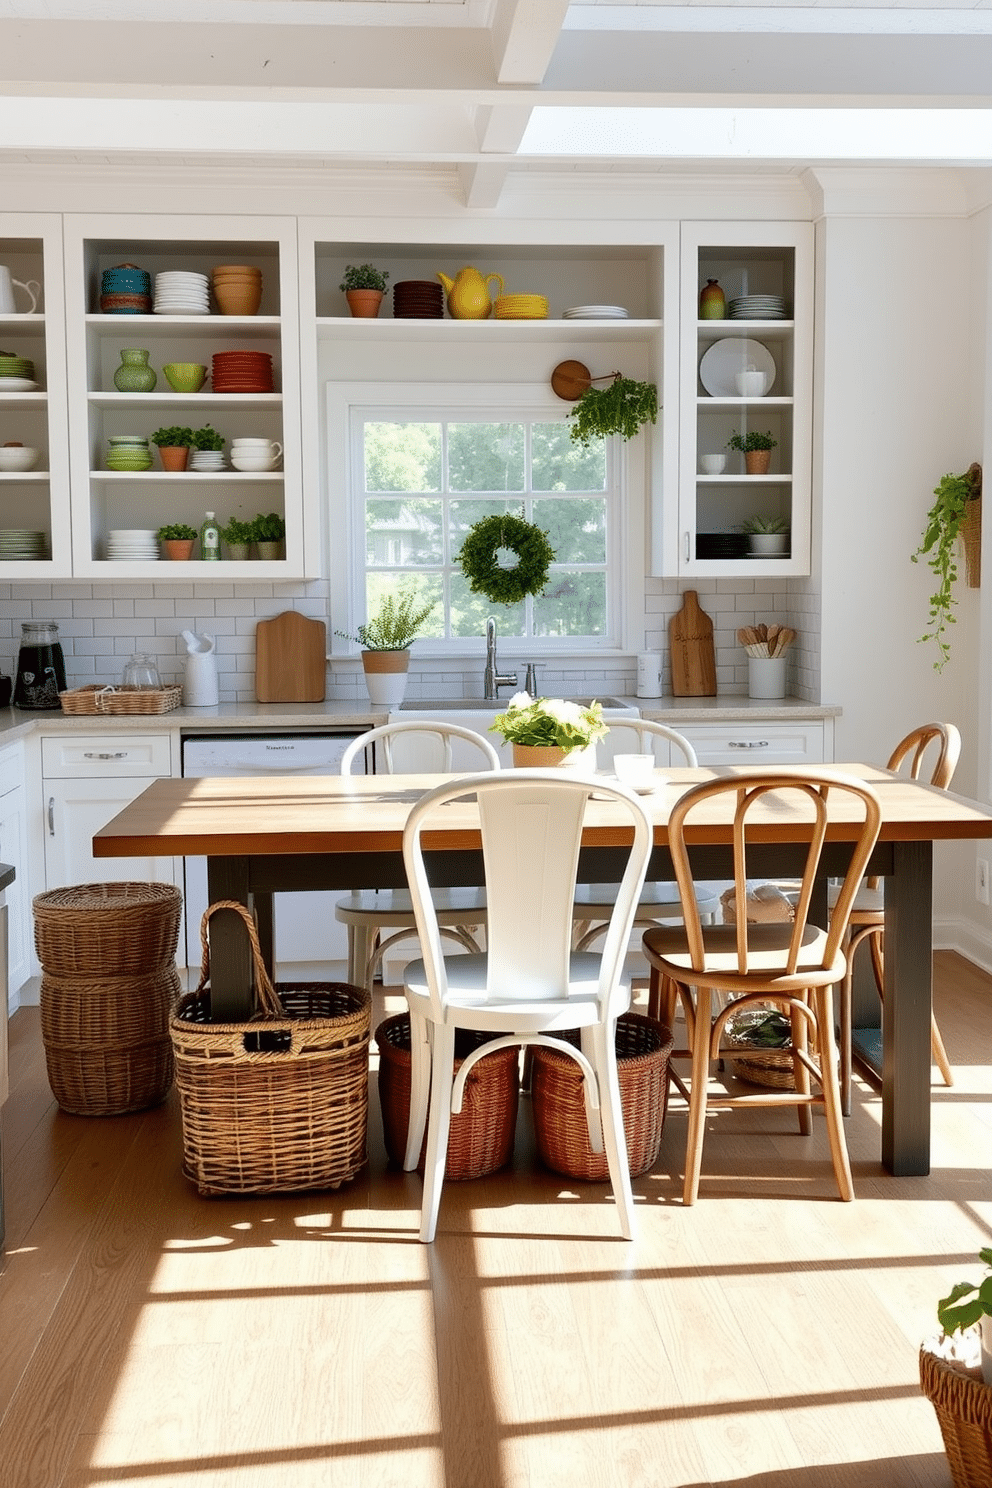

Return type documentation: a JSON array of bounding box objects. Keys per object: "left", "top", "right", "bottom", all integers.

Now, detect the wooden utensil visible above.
[
  {"left": 255, "top": 611, "right": 327, "bottom": 702},
  {"left": 669, "top": 590, "right": 716, "bottom": 696}
]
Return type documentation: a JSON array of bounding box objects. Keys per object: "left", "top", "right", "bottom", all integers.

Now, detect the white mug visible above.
[{"left": 0, "top": 267, "right": 40, "bottom": 315}]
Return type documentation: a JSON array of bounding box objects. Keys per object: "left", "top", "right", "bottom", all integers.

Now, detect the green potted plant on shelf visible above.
[
  {"left": 911, "top": 463, "right": 982, "bottom": 673},
  {"left": 741, "top": 513, "right": 790, "bottom": 557},
  {"left": 250, "top": 511, "right": 286, "bottom": 561},
  {"left": 220, "top": 516, "right": 255, "bottom": 560},
  {"left": 150, "top": 425, "right": 194, "bottom": 472},
  {"left": 156, "top": 522, "right": 198, "bottom": 561},
  {"left": 727, "top": 429, "right": 778, "bottom": 474},
  {"left": 191, "top": 424, "right": 225, "bottom": 452},
  {"left": 339, "top": 263, "right": 390, "bottom": 319},
  {"left": 489, "top": 693, "right": 608, "bottom": 770},
  {"left": 336, "top": 587, "right": 436, "bottom": 706},
  {"left": 567, "top": 373, "right": 658, "bottom": 448}
]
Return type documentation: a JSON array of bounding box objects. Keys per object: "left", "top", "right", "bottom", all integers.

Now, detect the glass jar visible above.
[{"left": 14, "top": 621, "right": 67, "bottom": 710}]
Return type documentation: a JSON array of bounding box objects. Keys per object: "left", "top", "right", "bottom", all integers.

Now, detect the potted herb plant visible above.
[
  {"left": 220, "top": 516, "right": 255, "bottom": 560},
  {"left": 567, "top": 374, "right": 658, "bottom": 449},
  {"left": 336, "top": 588, "right": 436, "bottom": 706},
  {"left": 741, "top": 513, "right": 790, "bottom": 557},
  {"left": 339, "top": 263, "right": 390, "bottom": 319},
  {"left": 727, "top": 429, "right": 778, "bottom": 475},
  {"left": 150, "top": 425, "right": 194, "bottom": 472},
  {"left": 250, "top": 510, "right": 286, "bottom": 561},
  {"left": 489, "top": 693, "right": 608, "bottom": 770},
  {"left": 191, "top": 424, "right": 225, "bottom": 452},
  {"left": 157, "top": 522, "right": 198, "bottom": 561},
  {"left": 911, "top": 463, "right": 982, "bottom": 672}
]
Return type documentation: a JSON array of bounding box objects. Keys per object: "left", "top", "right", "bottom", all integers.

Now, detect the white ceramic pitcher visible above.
[
  {"left": 181, "top": 630, "right": 219, "bottom": 707},
  {"left": 0, "top": 267, "right": 40, "bottom": 315}
]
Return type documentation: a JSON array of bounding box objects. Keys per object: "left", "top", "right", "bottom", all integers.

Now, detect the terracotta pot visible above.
[
  {"left": 362, "top": 648, "right": 409, "bottom": 706},
  {"left": 161, "top": 538, "right": 195, "bottom": 561},
  {"left": 157, "top": 446, "right": 189, "bottom": 472},
  {"left": 744, "top": 449, "right": 772, "bottom": 475},
  {"left": 511, "top": 743, "right": 597, "bottom": 771},
  {"left": 346, "top": 289, "right": 384, "bottom": 319}
]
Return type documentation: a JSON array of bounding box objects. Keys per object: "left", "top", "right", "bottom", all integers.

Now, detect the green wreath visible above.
[{"left": 457, "top": 513, "right": 556, "bottom": 605}]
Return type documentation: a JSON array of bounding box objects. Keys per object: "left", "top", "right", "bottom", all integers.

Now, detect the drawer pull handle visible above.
[
  {"left": 728, "top": 740, "right": 770, "bottom": 749},
  {"left": 83, "top": 751, "right": 128, "bottom": 761}
]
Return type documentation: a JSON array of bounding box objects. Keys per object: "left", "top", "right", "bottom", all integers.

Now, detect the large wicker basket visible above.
[
  {"left": 920, "top": 1346, "right": 992, "bottom": 1487},
  {"left": 531, "top": 1012, "right": 673, "bottom": 1181},
  {"left": 34, "top": 881, "right": 183, "bottom": 978},
  {"left": 170, "top": 901, "right": 371, "bottom": 1196},
  {"left": 376, "top": 1013, "right": 519, "bottom": 1180}
]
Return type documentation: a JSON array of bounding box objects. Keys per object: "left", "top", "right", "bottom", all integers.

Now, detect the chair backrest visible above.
[
  {"left": 340, "top": 719, "right": 501, "bottom": 775},
  {"left": 603, "top": 718, "right": 698, "bottom": 767},
  {"left": 888, "top": 722, "right": 961, "bottom": 790},
  {"left": 666, "top": 769, "right": 881, "bottom": 976},
  {"left": 403, "top": 771, "right": 653, "bottom": 1019}
]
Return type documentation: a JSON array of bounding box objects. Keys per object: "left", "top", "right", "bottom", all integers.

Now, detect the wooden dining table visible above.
[{"left": 93, "top": 762, "right": 992, "bottom": 1177}]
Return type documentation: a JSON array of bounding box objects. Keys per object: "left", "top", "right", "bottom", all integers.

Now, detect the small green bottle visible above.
[{"left": 200, "top": 510, "right": 221, "bottom": 561}]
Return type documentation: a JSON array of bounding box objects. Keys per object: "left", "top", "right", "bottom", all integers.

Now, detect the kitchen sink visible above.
[{"left": 400, "top": 696, "right": 634, "bottom": 711}]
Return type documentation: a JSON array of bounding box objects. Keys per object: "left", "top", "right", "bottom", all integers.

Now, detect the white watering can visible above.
[
  {"left": 181, "top": 630, "right": 219, "bottom": 707},
  {"left": 0, "top": 266, "right": 40, "bottom": 315}
]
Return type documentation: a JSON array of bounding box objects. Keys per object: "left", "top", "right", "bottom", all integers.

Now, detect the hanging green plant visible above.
[
  {"left": 457, "top": 512, "right": 555, "bottom": 605},
  {"left": 567, "top": 373, "right": 658, "bottom": 448},
  {"left": 911, "top": 462, "right": 982, "bottom": 672}
]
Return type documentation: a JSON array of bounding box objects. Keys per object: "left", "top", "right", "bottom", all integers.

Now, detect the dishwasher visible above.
[{"left": 181, "top": 732, "right": 367, "bottom": 971}]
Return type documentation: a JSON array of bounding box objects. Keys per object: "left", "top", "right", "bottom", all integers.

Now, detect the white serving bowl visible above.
[
  {"left": 231, "top": 455, "right": 277, "bottom": 471},
  {"left": 0, "top": 446, "right": 40, "bottom": 471}
]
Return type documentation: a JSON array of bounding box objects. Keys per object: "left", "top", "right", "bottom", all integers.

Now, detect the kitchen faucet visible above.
[{"left": 483, "top": 617, "right": 518, "bottom": 700}]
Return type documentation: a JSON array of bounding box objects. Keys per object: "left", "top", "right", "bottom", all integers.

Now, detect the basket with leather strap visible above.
[
  {"left": 530, "top": 1012, "right": 673, "bottom": 1181},
  {"left": 919, "top": 1345, "right": 992, "bottom": 1487},
  {"left": 376, "top": 1013, "right": 519, "bottom": 1180},
  {"left": 170, "top": 900, "right": 371, "bottom": 1196}
]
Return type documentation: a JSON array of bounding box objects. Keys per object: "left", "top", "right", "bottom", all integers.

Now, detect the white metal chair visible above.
[
  {"left": 836, "top": 722, "right": 961, "bottom": 1113},
  {"left": 402, "top": 770, "right": 653, "bottom": 1242},
  {"left": 642, "top": 769, "right": 881, "bottom": 1205},
  {"left": 333, "top": 720, "right": 500, "bottom": 992},
  {"left": 572, "top": 718, "right": 721, "bottom": 949}
]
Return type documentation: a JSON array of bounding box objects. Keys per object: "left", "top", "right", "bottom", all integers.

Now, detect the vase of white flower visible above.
[{"left": 489, "top": 694, "right": 608, "bottom": 771}]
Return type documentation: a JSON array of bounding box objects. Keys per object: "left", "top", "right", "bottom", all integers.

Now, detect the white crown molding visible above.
[{"left": 803, "top": 165, "right": 973, "bottom": 218}]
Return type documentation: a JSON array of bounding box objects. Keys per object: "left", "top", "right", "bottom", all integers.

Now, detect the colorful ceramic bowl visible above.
[{"left": 162, "top": 362, "right": 207, "bottom": 392}]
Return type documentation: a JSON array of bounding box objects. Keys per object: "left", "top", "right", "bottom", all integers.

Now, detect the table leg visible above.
[
  {"left": 881, "top": 840, "right": 933, "bottom": 1175},
  {"left": 205, "top": 857, "right": 257, "bottom": 1022}
]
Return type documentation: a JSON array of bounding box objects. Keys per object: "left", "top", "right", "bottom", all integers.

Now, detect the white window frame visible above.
[{"left": 327, "top": 380, "right": 645, "bottom": 657}]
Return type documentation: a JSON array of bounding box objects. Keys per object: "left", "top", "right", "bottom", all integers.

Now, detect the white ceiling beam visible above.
[
  {"left": 458, "top": 160, "right": 510, "bottom": 207},
  {"left": 491, "top": 0, "right": 570, "bottom": 85},
  {"left": 566, "top": 7, "right": 992, "bottom": 38}
]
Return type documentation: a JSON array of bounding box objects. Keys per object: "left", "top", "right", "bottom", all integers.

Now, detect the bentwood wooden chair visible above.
[
  {"left": 642, "top": 769, "right": 881, "bottom": 1205},
  {"left": 836, "top": 722, "right": 961, "bottom": 1113},
  {"left": 402, "top": 770, "right": 653, "bottom": 1242},
  {"left": 333, "top": 721, "right": 500, "bottom": 993}
]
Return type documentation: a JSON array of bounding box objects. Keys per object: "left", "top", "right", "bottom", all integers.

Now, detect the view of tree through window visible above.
[{"left": 361, "top": 418, "right": 611, "bottom": 641}]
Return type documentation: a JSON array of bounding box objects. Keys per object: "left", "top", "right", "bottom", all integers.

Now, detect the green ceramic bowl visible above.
[{"left": 162, "top": 362, "right": 207, "bottom": 392}]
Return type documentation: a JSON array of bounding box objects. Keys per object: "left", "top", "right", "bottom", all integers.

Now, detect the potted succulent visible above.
[
  {"left": 489, "top": 693, "right": 608, "bottom": 770},
  {"left": 150, "top": 425, "right": 194, "bottom": 472},
  {"left": 339, "top": 263, "right": 390, "bottom": 319},
  {"left": 567, "top": 374, "right": 658, "bottom": 449},
  {"left": 741, "top": 513, "right": 790, "bottom": 557},
  {"left": 911, "top": 463, "right": 982, "bottom": 672},
  {"left": 220, "top": 516, "right": 255, "bottom": 561},
  {"left": 250, "top": 510, "right": 286, "bottom": 561},
  {"left": 336, "top": 587, "right": 436, "bottom": 706},
  {"left": 728, "top": 429, "right": 778, "bottom": 475},
  {"left": 157, "top": 522, "right": 198, "bottom": 561}
]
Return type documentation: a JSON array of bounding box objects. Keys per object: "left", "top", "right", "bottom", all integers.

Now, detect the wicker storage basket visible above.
[
  {"left": 376, "top": 1013, "right": 519, "bottom": 1180},
  {"left": 41, "top": 967, "right": 180, "bottom": 1115},
  {"left": 531, "top": 1012, "right": 673, "bottom": 1181},
  {"left": 59, "top": 684, "right": 183, "bottom": 715},
  {"left": 920, "top": 1346, "right": 992, "bottom": 1488},
  {"left": 34, "top": 881, "right": 183, "bottom": 978},
  {"left": 171, "top": 901, "right": 371, "bottom": 1196}
]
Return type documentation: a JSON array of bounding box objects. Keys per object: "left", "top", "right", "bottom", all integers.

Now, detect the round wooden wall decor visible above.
[{"left": 550, "top": 360, "right": 592, "bottom": 401}]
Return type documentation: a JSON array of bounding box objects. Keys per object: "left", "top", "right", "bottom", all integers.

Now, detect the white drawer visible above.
[
  {"left": 41, "top": 733, "right": 174, "bottom": 778},
  {"left": 0, "top": 742, "right": 23, "bottom": 798},
  {"left": 679, "top": 721, "right": 828, "bottom": 767}
]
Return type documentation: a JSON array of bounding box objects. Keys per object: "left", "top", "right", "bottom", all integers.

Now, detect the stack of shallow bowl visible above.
[
  {"left": 392, "top": 280, "right": 444, "bottom": 319},
  {"left": 211, "top": 349, "right": 273, "bottom": 392},
  {"left": 189, "top": 448, "right": 225, "bottom": 471},
  {"left": 154, "top": 271, "right": 210, "bottom": 315},
  {"left": 106, "top": 529, "right": 159, "bottom": 561},
  {"left": 105, "top": 435, "right": 152, "bottom": 472},
  {"left": 211, "top": 264, "right": 263, "bottom": 317},
  {"left": 0, "top": 530, "right": 47, "bottom": 560},
  {"left": 493, "top": 293, "right": 549, "bottom": 320},
  {"left": 0, "top": 353, "right": 36, "bottom": 390},
  {"left": 100, "top": 264, "right": 152, "bottom": 314}
]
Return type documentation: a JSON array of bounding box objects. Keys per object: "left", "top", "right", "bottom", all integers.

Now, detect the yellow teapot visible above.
[{"left": 436, "top": 266, "right": 504, "bottom": 320}]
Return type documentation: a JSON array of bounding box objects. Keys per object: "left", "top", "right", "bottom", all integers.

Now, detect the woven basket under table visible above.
[
  {"left": 531, "top": 1012, "right": 673, "bottom": 1181},
  {"left": 919, "top": 1346, "right": 992, "bottom": 1488},
  {"left": 34, "top": 881, "right": 183, "bottom": 979},
  {"left": 171, "top": 900, "right": 371, "bottom": 1196},
  {"left": 376, "top": 1013, "right": 519, "bottom": 1180}
]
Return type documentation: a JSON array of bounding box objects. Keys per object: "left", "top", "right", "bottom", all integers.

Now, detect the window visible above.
[{"left": 357, "top": 413, "right": 618, "bottom": 646}]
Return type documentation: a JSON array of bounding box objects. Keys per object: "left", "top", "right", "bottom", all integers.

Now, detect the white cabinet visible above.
[
  {"left": 41, "top": 732, "right": 181, "bottom": 894},
  {"left": 0, "top": 214, "right": 72, "bottom": 575},
  {"left": 658, "top": 221, "right": 814, "bottom": 578},
  {"left": 671, "top": 716, "right": 833, "bottom": 766},
  {"left": 62, "top": 214, "right": 310, "bottom": 578},
  {"left": 0, "top": 743, "right": 30, "bottom": 996}
]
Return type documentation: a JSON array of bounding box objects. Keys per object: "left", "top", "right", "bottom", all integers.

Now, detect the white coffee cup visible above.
[
  {"left": 700, "top": 453, "right": 726, "bottom": 475},
  {"left": 613, "top": 753, "right": 656, "bottom": 790},
  {"left": 735, "top": 368, "right": 769, "bottom": 397}
]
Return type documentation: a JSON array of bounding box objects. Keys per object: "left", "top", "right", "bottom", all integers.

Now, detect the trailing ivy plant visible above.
[
  {"left": 911, "top": 464, "right": 982, "bottom": 672},
  {"left": 567, "top": 374, "right": 658, "bottom": 449}
]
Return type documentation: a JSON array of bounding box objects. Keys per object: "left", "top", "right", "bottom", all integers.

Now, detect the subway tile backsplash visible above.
[{"left": 0, "top": 574, "right": 820, "bottom": 705}]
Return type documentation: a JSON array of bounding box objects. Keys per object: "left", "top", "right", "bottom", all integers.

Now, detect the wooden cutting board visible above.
[
  {"left": 669, "top": 590, "right": 716, "bottom": 697},
  {"left": 255, "top": 611, "right": 327, "bottom": 702}
]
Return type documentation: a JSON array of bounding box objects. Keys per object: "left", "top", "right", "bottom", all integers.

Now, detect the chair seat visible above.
[
  {"left": 828, "top": 880, "right": 884, "bottom": 916},
  {"left": 404, "top": 951, "right": 630, "bottom": 1033},
  {"left": 335, "top": 886, "right": 486, "bottom": 927},
  {"left": 643, "top": 920, "right": 844, "bottom": 990},
  {"left": 573, "top": 880, "right": 724, "bottom": 918}
]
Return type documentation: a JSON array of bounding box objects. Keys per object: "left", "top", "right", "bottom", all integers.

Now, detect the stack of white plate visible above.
[
  {"left": 189, "top": 450, "right": 225, "bottom": 471},
  {"left": 105, "top": 529, "right": 159, "bottom": 561},
  {"left": 154, "top": 271, "right": 211, "bottom": 315},
  {"left": 562, "top": 304, "right": 629, "bottom": 319},
  {"left": 727, "top": 295, "right": 788, "bottom": 320},
  {"left": 0, "top": 529, "right": 47, "bottom": 560}
]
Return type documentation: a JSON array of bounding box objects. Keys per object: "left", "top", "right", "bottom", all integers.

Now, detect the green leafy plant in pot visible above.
[
  {"left": 741, "top": 513, "right": 790, "bottom": 557},
  {"left": 936, "top": 1247, "right": 992, "bottom": 1385},
  {"left": 220, "top": 516, "right": 255, "bottom": 559},
  {"left": 250, "top": 511, "right": 286, "bottom": 561},
  {"left": 336, "top": 588, "right": 436, "bottom": 707},
  {"left": 150, "top": 426, "right": 194, "bottom": 471},
  {"left": 728, "top": 429, "right": 778, "bottom": 475},
  {"left": 489, "top": 693, "right": 608, "bottom": 770},
  {"left": 191, "top": 424, "right": 225, "bottom": 452},
  {"left": 157, "top": 522, "right": 197, "bottom": 560},
  {"left": 911, "top": 463, "right": 982, "bottom": 672},
  {"left": 340, "top": 263, "right": 390, "bottom": 318}
]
